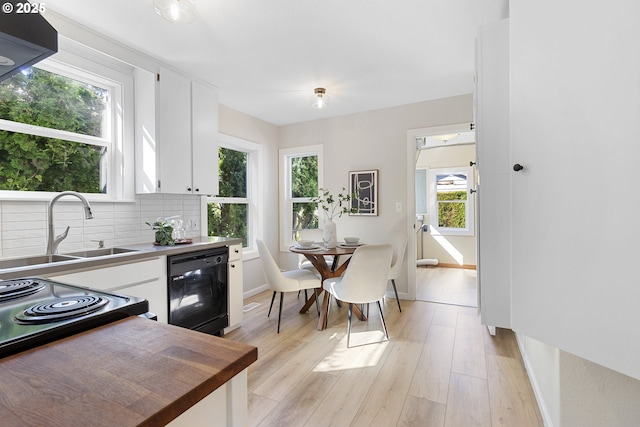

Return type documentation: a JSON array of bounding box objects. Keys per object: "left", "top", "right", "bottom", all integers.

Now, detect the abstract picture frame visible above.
[{"left": 349, "top": 169, "right": 378, "bottom": 216}]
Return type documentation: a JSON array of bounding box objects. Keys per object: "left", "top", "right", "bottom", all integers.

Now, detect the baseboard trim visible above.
[
  {"left": 427, "top": 262, "right": 477, "bottom": 270},
  {"left": 244, "top": 284, "right": 269, "bottom": 299},
  {"left": 515, "top": 333, "right": 554, "bottom": 427}
]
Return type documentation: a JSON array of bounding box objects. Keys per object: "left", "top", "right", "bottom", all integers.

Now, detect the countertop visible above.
[
  {"left": 0, "top": 236, "right": 243, "bottom": 280},
  {"left": 0, "top": 316, "right": 257, "bottom": 427}
]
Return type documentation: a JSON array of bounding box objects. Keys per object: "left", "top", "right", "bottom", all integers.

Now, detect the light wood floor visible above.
[
  {"left": 226, "top": 284, "right": 543, "bottom": 426},
  {"left": 416, "top": 266, "right": 477, "bottom": 307}
]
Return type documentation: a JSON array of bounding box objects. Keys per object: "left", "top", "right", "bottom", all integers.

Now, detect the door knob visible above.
[{"left": 513, "top": 163, "right": 524, "bottom": 172}]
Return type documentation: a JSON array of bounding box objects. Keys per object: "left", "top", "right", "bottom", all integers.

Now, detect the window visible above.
[
  {"left": 0, "top": 43, "right": 134, "bottom": 200},
  {"left": 428, "top": 166, "right": 474, "bottom": 236},
  {"left": 279, "top": 145, "right": 323, "bottom": 250},
  {"left": 207, "top": 135, "right": 260, "bottom": 252}
]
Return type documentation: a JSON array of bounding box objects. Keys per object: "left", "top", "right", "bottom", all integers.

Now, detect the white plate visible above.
[
  {"left": 293, "top": 244, "right": 321, "bottom": 250},
  {"left": 338, "top": 243, "right": 364, "bottom": 248}
]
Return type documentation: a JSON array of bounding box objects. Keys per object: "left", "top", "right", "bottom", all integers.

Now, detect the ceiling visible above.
[{"left": 43, "top": 0, "right": 508, "bottom": 126}]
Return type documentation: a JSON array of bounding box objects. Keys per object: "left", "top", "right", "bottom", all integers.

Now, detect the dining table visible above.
[{"left": 290, "top": 242, "right": 365, "bottom": 330}]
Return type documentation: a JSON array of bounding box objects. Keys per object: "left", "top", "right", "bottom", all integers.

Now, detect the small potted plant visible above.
[
  {"left": 313, "top": 187, "right": 351, "bottom": 248},
  {"left": 146, "top": 218, "right": 175, "bottom": 246}
]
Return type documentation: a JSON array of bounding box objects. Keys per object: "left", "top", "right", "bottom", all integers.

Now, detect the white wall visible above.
[{"left": 277, "top": 94, "right": 474, "bottom": 298}]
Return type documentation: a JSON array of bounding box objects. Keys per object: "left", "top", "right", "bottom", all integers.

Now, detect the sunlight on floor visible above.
[
  {"left": 313, "top": 331, "right": 389, "bottom": 372},
  {"left": 430, "top": 228, "right": 464, "bottom": 265}
]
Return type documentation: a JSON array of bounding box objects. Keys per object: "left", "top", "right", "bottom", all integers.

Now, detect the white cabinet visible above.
[
  {"left": 46, "top": 257, "right": 168, "bottom": 323},
  {"left": 136, "top": 67, "right": 219, "bottom": 195},
  {"left": 226, "top": 243, "right": 243, "bottom": 333}
]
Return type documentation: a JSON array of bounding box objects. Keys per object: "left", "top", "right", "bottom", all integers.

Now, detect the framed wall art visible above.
[{"left": 349, "top": 169, "right": 378, "bottom": 216}]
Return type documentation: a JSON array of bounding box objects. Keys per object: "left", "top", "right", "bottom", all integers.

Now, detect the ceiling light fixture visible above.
[
  {"left": 153, "top": 0, "right": 197, "bottom": 25},
  {"left": 311, "top": 88, "right": 330, "bottom": 109},
  {"left": 432, "top": 133, "right": 460, "bottom": 143}
]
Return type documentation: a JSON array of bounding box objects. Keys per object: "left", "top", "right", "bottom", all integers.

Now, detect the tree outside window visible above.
[
  {"left": 0, "top": 66, "right": 109, "bottom": 193},
  {"left": 290, "top": 155, "right": 318, "bottom": 241},
  {"left": 208, "top": 147, "right": 249, "bottom": 246}
]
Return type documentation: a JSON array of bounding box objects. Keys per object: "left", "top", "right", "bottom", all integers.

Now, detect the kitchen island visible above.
[{"left": 0, "top": 316, "right": 257, "bottom": 426}]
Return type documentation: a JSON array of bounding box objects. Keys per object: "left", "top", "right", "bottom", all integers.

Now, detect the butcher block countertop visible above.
[{"left": 0, "top": 317, "right": 258, "bottom": 427}]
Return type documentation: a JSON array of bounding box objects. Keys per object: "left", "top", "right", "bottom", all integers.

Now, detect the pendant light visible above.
[
  {"left": 311, "top": 88, "right": 330, "bottom": 109},
  {"left": 153, "top": 0, "right": 197, "bottom": 25}
]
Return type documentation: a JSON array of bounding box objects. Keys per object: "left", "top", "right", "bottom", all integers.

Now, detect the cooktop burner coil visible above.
[
  {"left": 0, "top": 279, "right": 45, "bottom": 303},
  {"left": 14, "top": 296, "right": 110, "bottom": 324}
]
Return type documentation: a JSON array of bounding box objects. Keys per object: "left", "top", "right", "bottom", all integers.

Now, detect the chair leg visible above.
[
  {"left": 268, "top": 291, "right": 277, "bottom": 317},
  {"left": 391, "top": 279, "right": 402, "bottom": 312},
  {"left": 277, "top": 292, "right": 284, "bottom": 333},
  {"left": 347, "top": 303, "right": 353, "bottom": 348},
  {"left": 377, "top": 301, "right": 389, "bottom": 340},
  {"left": 304, "top": 289, "right": 308, "bottom": 302}
]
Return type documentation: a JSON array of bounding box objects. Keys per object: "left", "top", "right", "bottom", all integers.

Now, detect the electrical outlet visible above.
[{"left": 191, "top": 220, "right": 199, "bottom": 231}]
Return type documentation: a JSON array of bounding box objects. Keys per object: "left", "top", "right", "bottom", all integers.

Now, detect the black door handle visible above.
[{"left": 513, "top": 164, "right": 524, "bottom": 172}]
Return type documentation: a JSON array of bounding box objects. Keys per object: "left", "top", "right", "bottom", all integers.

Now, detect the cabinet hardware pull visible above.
[
  {"left": 470, "top": 161, "right": 476, "bottom": 166},
  {"left": 513, "top": 163, "right": 524, "bottom": 172},
  {"left": 470, "top": 188, "right": 477, "bottom": 194},
  {"left": 187, "top": 187, "right": 192, "bottom": 192},
  {"left": 231, "top": 264, "right": 236, "bottom": 268}
]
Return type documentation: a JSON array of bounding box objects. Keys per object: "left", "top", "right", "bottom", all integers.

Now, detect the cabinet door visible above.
[
  {"left": 510, "top": 2, "right": 640, "bottom": 380},
  {"left": 226, "top": 243, "right": 243, "bottom": 331},
  {"left": 157, "top": 67, "right": 192, "bottom": 194},
  {"left": 191, "top": 81, "right": 219, "bottom": 196}
]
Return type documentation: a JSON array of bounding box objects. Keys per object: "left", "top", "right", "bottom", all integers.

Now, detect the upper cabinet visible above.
[{"left": 134, "top": 66, "right": 219, "bottom": 195}]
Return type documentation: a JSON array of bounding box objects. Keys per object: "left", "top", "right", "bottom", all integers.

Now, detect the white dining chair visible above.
[
  {"left": 387, "top": 231, "right": 408, "bottom": 312},
  {"left": 257, "top": 239, "right": 321, "bottom": 333},
  {"left": 322, "top": 244, "right": 393, "bottom": 347}
]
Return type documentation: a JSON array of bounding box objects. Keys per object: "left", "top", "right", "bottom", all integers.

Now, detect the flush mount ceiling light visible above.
[
  {"left": 311, "top": 88, "right": 330, "bottom": 109},
  {"left": 432, "top": 133, "right": 460, "bottom": 143},
  {"left": 153, "top": 0, "right": 197, "bottom": 25}
]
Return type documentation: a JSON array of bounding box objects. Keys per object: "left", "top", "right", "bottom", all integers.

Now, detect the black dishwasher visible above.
[{"left": 167, "top": 247, "right": 229, "bottom": 336}]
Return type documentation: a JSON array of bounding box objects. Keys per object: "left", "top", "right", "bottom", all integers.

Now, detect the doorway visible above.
[{"left": 407, "top": 124, "right": 478, "bottom": 307}]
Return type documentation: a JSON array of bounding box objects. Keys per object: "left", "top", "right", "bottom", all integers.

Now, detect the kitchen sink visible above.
[
  {"left": 0, "top": 254, "right": 81, "bottom": 270},
  {"left": 65, "top": 247, "right": 140, "bottom": 258}
]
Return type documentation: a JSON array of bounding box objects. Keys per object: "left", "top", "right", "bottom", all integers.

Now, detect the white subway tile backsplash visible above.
[{"left": 0, "top": 194, "right": 204, "bottom": 258}]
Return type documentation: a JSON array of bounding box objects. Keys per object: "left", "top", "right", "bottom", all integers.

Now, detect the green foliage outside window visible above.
[
  {"left": 437, "top": 191, "right": 467, "bottom": 228},
  {"left": 208, "top": 147, "right": 248, "bottom": 246},
  {"left": 291, "top": 155, "right": 318, "bottom": 240},
  {"left": 0, "top": 67, "right": 106, "bottom": 192}
]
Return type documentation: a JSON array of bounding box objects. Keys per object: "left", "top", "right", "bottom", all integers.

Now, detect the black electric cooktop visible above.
[{"left": 0, "top": 277, "right": 149, "bottom": 357}]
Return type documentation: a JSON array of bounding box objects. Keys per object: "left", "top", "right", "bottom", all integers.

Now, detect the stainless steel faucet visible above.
[{"left": 46, "top": 191, "right": 94, "bottom": 255}]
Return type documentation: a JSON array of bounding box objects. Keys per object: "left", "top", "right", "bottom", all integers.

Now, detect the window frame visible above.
[
  {"left": 279, "top": 145, "right": 323, "bottom": 251},
  {"left": 428, "top": 166, "right": 475, "bottom": 236},
  {"left": 0, "top": 39, "right": 135, "bottom": 202},
  {"left": 206, "top": 133, "right": 261, "bottom": 260}
]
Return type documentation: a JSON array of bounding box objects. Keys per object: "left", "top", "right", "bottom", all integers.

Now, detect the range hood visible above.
[{"left": 0, "top": 1, "right": 57, "bottom": 82}]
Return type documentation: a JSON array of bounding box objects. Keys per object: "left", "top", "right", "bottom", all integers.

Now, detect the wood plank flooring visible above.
[
  {"left": 416, "top": 266, "right": 477, "bottom": 307},
  {"left": 226, "top": 277, "right": 543, "bottom": 427}
]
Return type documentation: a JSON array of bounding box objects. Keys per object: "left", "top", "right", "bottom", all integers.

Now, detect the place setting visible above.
[
  {"left": 337, "top": 236, "right": 364, "bottom": 249},
  {"left": 291, "top": 239, "right": 324, "bottom": 251}
]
